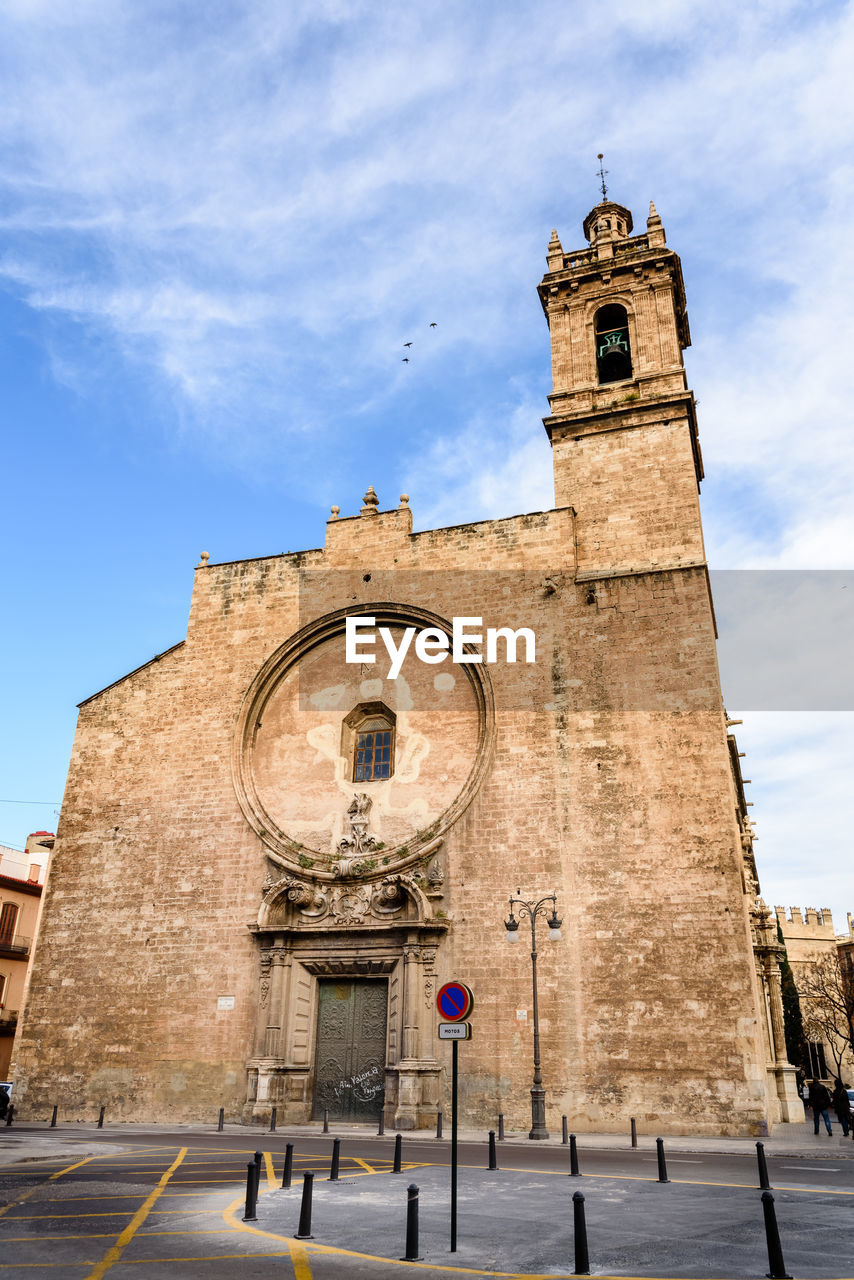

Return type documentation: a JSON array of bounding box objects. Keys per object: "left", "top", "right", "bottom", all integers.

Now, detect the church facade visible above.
[{"left": 14, "top": 198, "right": 803, "bottom": 1135}]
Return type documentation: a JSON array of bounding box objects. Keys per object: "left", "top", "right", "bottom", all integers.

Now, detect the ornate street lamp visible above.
[{"left": 504, "top": 889, "right": 561, "bottom": 1139}]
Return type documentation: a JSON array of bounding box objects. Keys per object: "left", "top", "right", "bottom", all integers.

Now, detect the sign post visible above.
[
  {"left": 451, "top": 1037, "right": 458, "bottom": 1252},
  {"left": 436, "top": 981, "right": 474, "bottom": 1253}
]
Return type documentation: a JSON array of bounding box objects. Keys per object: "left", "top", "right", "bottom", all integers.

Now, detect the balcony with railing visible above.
[
  {"left": 0, "top": 933, "right": 31, "bottom": 960},
  {"left": 0, "top": 1007, "right": 19, "bottom": 1035}
]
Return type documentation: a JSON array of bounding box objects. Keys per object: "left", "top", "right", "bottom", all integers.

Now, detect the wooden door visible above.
[{"left": 312, "top": 978, "right": 388, "bottom": 1121}]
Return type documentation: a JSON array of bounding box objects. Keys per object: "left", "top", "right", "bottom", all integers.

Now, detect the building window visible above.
[
  {"left": 342, "top": 701, "right": 396, "bottom": 783},
  {"left": 0, "top": 973, "right": 6, "bottom": 1007},
  {"left": 355, "top": 720, "right": 393, "bottom": 781},
  {"left": 595, "top": 304, "right": 632, "bottom": 384},
  {"left": 0, "top": 904, "right": 18, "bottom": 943},
  {"left": 808, "top": 1041, "right": 827, "bottom": 1079}
]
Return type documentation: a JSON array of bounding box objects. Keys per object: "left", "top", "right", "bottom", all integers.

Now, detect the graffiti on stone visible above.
[{"left": 330, "top": 1063, "right": 383, "bottom": 1102}]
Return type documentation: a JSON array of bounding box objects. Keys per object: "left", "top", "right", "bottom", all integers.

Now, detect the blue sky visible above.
[{"left": 2, "top": 0, "right": 853, "bottom": 924}]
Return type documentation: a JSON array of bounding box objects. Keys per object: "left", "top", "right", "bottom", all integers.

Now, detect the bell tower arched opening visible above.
[{"left": 595, "top": 303, "right": 632, "bottom": 384}]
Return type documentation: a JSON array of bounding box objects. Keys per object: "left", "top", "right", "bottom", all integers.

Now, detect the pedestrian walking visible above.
[
  {"left": 808, "top": 1078, "right": 833, "bottom": 1135},
  {"left": 831, "top": 1078, "right": 851, "bottom": 1138}
]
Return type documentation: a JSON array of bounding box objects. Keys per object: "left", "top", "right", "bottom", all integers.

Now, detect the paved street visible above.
[{"left": 0, "top": 1124, "right": 853, "bottom": 1278}]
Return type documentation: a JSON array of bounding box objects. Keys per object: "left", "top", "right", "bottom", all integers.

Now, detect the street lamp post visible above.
[{"left": 504, "top": 889, "right": 562, "bottom": 1140}]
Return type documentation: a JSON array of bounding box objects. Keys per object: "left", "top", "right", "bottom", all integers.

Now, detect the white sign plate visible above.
[
  {"left": 217, "top": 995, "right": 235, "bottom": 1010},
  {"left": 438, "top": 1021, "right": 471, "bottom": 1040}
]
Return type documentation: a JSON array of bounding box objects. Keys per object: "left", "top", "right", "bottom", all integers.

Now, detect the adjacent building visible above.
[
  {"left": 0, "top": 832, "right": 53, "bottom": 1079},
  {"left": 776, "top": 905, "right": 854, "bottom": 1084}
]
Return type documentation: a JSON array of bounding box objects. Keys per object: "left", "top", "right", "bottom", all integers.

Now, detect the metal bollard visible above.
[
  {"left": 217, "top": 1106, "right": 224, "bottom": 1132},
  {"left": 295, "top": 1171, "right": 314, "bottom": 1239},
  {"left": 322, "top": 1108, "right": 329, "bottom": 1134},
  {"left": 243, "top": 1162, "right": 258, "bottom": 1221},
  {"left": 281, "top": 1143, "right": 293, "bottom": 1189},
  {"left": 270, "top": 1105, "right": 277, "bottom": 1133},
  {"left": 393, "top": 1132, "right": 403, "bottom": 1173},
  {"left": 630, "top": 1117, "right": 637, "bottom": 1148},
  {"left": 570, "top": 1133, "right": 581, "bottom": 1176},
  {"left": 562, "top": 1115, "right": 569, "bottom": 1144},
  {"left": 50, "top": 1104, "right": 58, "bottom": 1128},
  {"left": 488, "top": 1130, "right": 498, "bottom": 1171},
  {"left": 572, "top": 1190, "right": 590, "bottom": 1275},
  {"left": 377, "top": 1111, "right": 384, "bottom": 1136},
  {"left": 404, "top": 1183, "right": 421, "bottom": 1260},
  {"left": 5, "top": 1104, "right": 14, "bottom": 1127},
  {"left": 436, "top": 1110, "right": 443, "bottom": 1139},
  {"left": 655, "top": 1137, "right": 669, "bottom": 1183},
  {"left": 97, "top": 1105, "right": 105, "bottom": 1129},
  {"left": 761, "top": 1191, "right": 792, "bottom": 1279},
  {"left": 253, "top": 1151, "right": 263, "bottom": 1195},
  {"left": 756, "top": 1140, "right": 771, "bottom": 1189},
  {"left": 498, "top": 1112, "right": 505, "bottom": 1141},
  {"left": 329, "top": 1137, "right": 341, "bottom": 1181}
]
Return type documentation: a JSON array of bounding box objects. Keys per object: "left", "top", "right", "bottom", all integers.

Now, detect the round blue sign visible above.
[{"left": 436, "top": 981, "right": 474, "bottom": 1022}]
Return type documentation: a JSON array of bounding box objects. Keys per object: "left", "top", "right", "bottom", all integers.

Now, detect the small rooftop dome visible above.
[{"left": 582, "top": 200, "right": 633, "bottom": 245}]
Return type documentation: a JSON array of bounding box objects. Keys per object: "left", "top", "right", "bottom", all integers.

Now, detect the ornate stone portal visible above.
[
  {"left": 235, "top": 602, "right": 494, "bottom": 1128},
  {"left": 246, "top": 856, "right": 449, "bottom": 1127}
]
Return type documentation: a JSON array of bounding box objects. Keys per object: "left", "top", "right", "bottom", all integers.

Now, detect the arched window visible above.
[
  {"left": 355, "top": 718, "right": 393, "bottom": 781},
  {"left": 342, "top": 702, "right": 396, "bottom": 782},
  {"left": 595, "top": 304, "right": 632, "bottom": 384}
]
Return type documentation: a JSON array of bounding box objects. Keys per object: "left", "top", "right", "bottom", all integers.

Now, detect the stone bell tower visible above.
[{"left": 538, "top": 198, "right": 706, "bottom": 578}]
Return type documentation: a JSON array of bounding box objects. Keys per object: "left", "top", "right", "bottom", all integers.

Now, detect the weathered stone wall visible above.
[{"left": 15, "top": 502, "right": 769, "bottom": 1133}]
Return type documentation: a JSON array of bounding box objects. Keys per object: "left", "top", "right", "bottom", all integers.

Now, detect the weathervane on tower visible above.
[{"left": 596, "top": 152, "right": 608, "bottom": 201}]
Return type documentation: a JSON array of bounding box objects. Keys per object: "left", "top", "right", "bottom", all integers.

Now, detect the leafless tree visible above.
[{"left": 796, "top": 951, "right": 854, "bottom": 1079}]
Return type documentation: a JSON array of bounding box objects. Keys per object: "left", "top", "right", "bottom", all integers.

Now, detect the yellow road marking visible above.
[
  {"left": 0, "top": 1263, "right": 96, "bottom": 1270},
  {"left": 264, "top": 1150, "right": 276, "bottom": 1191},
  {"left": 353, "top": 1156, "right": 376, "bottom": 1173},
  {"left": 95, "top": 1254, "right": 297, "bottom": 1266},
  {"left": 222, "top": 1171, "right": 854, "bottom": 1280},
  {"left": 0, "top": 1230, "right": 226, "bottom": 1242},
  {"left": 37, "top": 1191, "right": 228, "bottom": 1202},
  {"left": 165, "top": 1178, "right": 253, "bottom": 1184},
  {"left": 9, "top": 1211, "right": 136, "bottom": 1220},
  {"left": 159, "top": 1190, "right": 238, "bottom": 1197},
  {"left": 38, "top": 1193, "right": 163, "bottom": 1201},
  {"left": 444, "top": 1161, "right": 854, "bottom": 1196},
  {"left": 0, "top": 1154, "right": 98, "bottom": 1220},
  {"left": 48, "top": 1156, "right": 99, "bottom": 1179},
  {"left": 289, "top": 1236, "right": 315, "bottom": 1279},
  {"left": 81, "top": 1146, "right": 187, "bottom": 1280},
  {"left": 140, "top": 1207, "right": 223, "bottom": 1214},
  {"left": 2, "top": 1234, "right": 119, "bottom": 1242}
]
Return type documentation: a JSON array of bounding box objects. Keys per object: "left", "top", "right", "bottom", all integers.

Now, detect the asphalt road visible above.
[{"left": 1, "top": 1127, "right": 853, "bottom": 1279}]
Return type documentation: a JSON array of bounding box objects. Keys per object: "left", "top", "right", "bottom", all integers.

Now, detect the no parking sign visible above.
[
  {"left": 435, "top": 979, "right": 474, "bottom": 1254},
  {"left": 436, "top": 980, "right": 474, "bottom": 1022}
]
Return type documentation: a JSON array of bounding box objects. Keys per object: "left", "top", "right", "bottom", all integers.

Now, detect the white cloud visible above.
[
  {"left": 409, "top": 389, "right": 554, "bottom": 531},
  {"left": 2, "top": 0, "right": 854, "bottom": 919},
  {"left": 731, "top": 712, "right": 854, "bottom": 932}
]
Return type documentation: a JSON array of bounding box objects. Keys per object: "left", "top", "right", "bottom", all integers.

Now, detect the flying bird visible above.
[
  {"left": 404, "top": 342, "right": 412, "bottom": 348},
  {"left": 429, "top": 322, "right": 437, "bottom": 327},
  {"left": 402, "top": 357, "right": 409, "bottom": 363}
]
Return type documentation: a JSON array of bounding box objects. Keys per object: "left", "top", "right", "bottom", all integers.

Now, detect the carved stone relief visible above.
[
  {"left": 337, "top": 792, "right": 379, "bottom": 858},
  {"left": 260, "top": 865, "right": 439, "bottom": 930}
]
